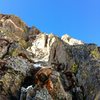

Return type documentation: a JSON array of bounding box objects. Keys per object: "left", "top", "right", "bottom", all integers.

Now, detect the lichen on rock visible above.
[{"left": 0, "top": 14, "right": 100, "bottom": 100}]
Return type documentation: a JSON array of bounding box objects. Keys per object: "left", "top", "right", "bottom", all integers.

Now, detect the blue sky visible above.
[{"left": 0, "top": 0, "right": 100, "bottom": 45}]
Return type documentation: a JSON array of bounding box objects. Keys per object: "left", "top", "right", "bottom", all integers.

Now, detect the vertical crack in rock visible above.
[{"left": 45, "top": 35, "right": 48, "bottom": 47}]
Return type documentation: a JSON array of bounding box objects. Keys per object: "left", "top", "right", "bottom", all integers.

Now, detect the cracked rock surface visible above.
[{"left": 0, "top": 14, "right": 100, "bottom": 100}]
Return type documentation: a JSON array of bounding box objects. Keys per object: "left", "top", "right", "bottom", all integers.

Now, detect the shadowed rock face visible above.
[
  {"left": 0, "top": 14, "right": 100, "bottom": 100},
  {"left": 0, "top": 14, "right": 40, "bottom": 100}
]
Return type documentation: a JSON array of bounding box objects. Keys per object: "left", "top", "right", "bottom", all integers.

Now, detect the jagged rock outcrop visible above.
[
  {"left": 0, "top": 14, "right": 100, "bottom": 100},
  {"left": 0, "top": 14, "right": 39, "bottom": 100},
  {"left": 27, "top": 33, "right": 62, "bottom": 63},
  {"left": 61, "top": 34, "right": 84, "bottom": 45}
]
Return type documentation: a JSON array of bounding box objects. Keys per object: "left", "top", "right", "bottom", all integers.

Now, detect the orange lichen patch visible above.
[
  {"left": 34, "top": 67, "right": 54, "bottom": 99},
  {"left": 45, "top": 79, "right": 53, "bottom": 91},
  {"left": 34, "top": 67, "right": 53, "bottom": 91},
  {"left": 35, "top": 67, "right": 52, "bottom": 78}
]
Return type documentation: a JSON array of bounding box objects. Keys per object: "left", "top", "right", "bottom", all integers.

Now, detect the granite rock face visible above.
[
  {"left": 61, "top": 34, "right": 84, "bottom": 45},
  {"left": 0, "top": 14, "right": 100, "bottom": 100}
]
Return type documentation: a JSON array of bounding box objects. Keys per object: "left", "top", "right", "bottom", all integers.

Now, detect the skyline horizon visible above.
[
  {"left": 0, "top": 0, "right": 100, "bottom": 46},
  {"left": 0, "top": 13, "right": 99, "bottom": 46}
]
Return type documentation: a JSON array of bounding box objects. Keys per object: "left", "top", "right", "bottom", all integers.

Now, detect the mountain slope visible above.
[{"left": 0, "top": 14, "right": 100, "bottom": 100}]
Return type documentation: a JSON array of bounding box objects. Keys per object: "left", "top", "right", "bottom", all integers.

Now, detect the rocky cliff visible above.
[{"left": 0, "top": 14, "right": 100, "bottom": 100}]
